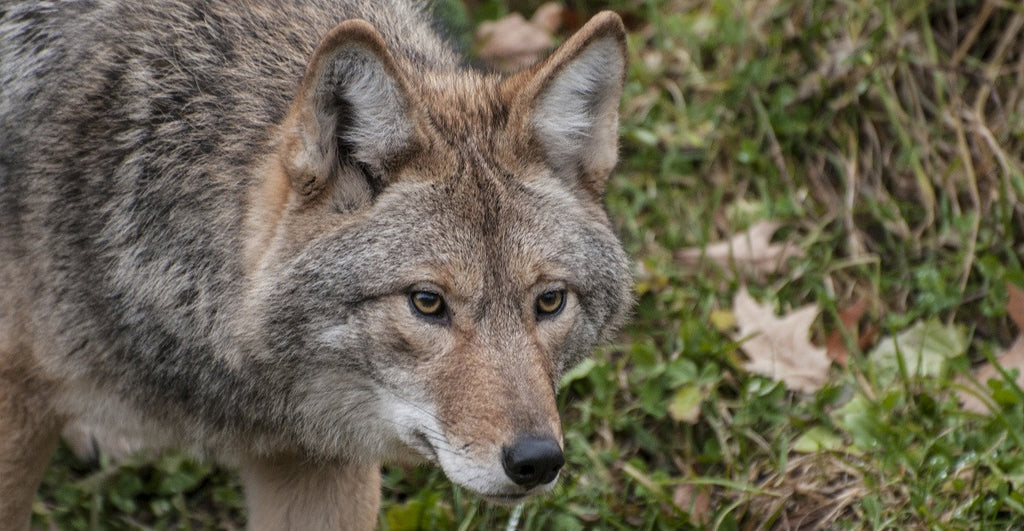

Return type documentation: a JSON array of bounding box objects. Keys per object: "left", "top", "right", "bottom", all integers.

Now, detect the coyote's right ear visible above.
[
  {"left": 512, "top": 11, "right": 627, "bottom": 200},
  {"left": 281, "top": 20, "right": 421, "bottom": 208}
]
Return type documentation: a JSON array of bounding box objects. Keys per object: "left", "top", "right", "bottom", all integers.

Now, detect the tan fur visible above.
[
  {"left": 0, "top": 354, "right": 62, "bottom": 529},
  {"left": 244, "top": 158, "right": 293, "bottom": 272},
  {"left": 241, "top": 455, "right": 381, "bottom": 531},
  {"left": 432, "top": 336, "right": 564, "bottom": 457}
]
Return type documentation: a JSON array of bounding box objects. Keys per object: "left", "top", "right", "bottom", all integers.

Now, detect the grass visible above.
[{"left": 32, "top": 0, "right": 1024, "bottom": 529}]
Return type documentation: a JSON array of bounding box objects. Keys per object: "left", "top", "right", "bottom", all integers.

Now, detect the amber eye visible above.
[
  {"left": 536, "top": 290, "right": 566, "bottom": 317},
  {"left": 410, "top": 291, "right": 446, "bottom": 317}
]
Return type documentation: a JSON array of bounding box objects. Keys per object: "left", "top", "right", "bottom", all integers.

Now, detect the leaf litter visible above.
[
  {"left": 823, "top": 297, "right": 877, "bottom": 367},
  {"left": 676, "top": 220, "right": 804, "bottom": 279},
  {"left": 732, "top": 288, "right": 831, "bottom": 394},
  {"left": 958, "top": 284, "right": 1024, "bottom": 413},
  {"left": 474, "top": 3, "right": 564, "bottom": 72},
  {"left": 868, "top": 319, "right": 968, "bottom": 386}
]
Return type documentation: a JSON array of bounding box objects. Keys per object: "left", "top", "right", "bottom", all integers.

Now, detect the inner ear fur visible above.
[
  {"left": 279, "top": 19, "right": 422, "bottom": 206},
  {"left": 509, "top": 11, "right": 628, "bottom": 199}
]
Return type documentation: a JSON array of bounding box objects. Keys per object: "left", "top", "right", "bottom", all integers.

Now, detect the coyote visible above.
[{"left": 0, "top": 1, "right": 631, "bottom": 528}]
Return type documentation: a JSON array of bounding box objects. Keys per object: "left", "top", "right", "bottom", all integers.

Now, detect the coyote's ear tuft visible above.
[
  {"left": 517, "top": 11, "right": 627, "bottom": 199},
  {"left": 281, "top": 19, "right": 420, "bottom": 207}
]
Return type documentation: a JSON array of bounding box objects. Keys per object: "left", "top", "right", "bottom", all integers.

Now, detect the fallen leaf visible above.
[
  {"left": 792, "top": 425, "right": 846, "bottom": 453},
  {"left": 869, "top": 319, "right": 967, "bottom": 386},
  {"left": 530, "top": 2, "right": 564, "bottom": 33},
  {"left": 833, "top": 395, "right": 874, "bottom": 453},
  {"left": 958, "top": 337, "right": 1024, "bottom": 414},
  {"left": 958, "top": 284, "right": 1024, "bottom": 414},
  {"left": 733, "top": 288, "right": 831, "bottom": 393},
  {"left": 1007, "top": 283, "right": 1024, "bottom": 329},
  {"left": 634, "top": 258, "right": 670, "bottom": 296},
  {"left": 709, "top": 309, "right": 736, "bottom": 332},
  {"left": 824, "top": 297, "right": 878, "bottom": 366},
  {"left": 475, "top": 3, "right": 564, "bottom": 72},
  {"left": 668, "top": 384, "right": 703, "bottom": 424},
  {"left": 673, "top": 484, "right": 711, "bottom": 524},
  {"left": 675, "top": 221, "right": 803, "bottom": 278}
]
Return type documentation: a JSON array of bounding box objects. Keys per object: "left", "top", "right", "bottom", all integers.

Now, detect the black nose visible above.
[{"left": 501, "top": 436, "right": 564, "bottom": 489}]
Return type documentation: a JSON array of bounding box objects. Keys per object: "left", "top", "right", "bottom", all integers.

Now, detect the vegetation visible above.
[{"left": 34, "top": 0, "right": 1024, "bottom": 528}]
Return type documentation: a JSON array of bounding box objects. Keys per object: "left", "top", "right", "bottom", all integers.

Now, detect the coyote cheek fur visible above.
[{"left": 0, "top": 1, "right": 632, "bottom": 529}]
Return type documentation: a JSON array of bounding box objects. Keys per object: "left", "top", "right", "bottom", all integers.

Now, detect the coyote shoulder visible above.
[{"left": 0, "top": 1, "right": 631, "bottom": 528}]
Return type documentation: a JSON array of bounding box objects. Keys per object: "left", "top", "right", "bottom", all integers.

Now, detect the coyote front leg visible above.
[
  {"left": 241, "top": 454, "right": 381, "bottom": 531},
  {"left": 0, "top": 355, "right": 62, "bottom": 531}
]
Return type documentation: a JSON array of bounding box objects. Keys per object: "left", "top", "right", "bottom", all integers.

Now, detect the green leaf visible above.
[
  {"left": 559, "top": 358, "right": 598, "bottom": 389},
  {"left": 638, "top": 379, "right": 668, "bottom": 418},
  {"left": 792, "top": 426, "right": 845, "bottom": 453},
  {"left": 213, "top": 485, "right": 242, "bottom": 507},
  {"left": 834, "top": 395, "right": 880, "bottom": 452},
  {"left": 869, "top": 319, "right": 967, "bottom": 385},
  {"left": 626, "top": 127, "right": 660, "bottom": 147},
  {"left": 108, "top": 474, "right": 142, "bottom": 513},
  {"left": 668, "top": 384, "right": 703, "bottom": 424},
  {"left": 1002, "top": 458, "right": 1024, "bottom": 489},
  {"left": 54, "top": 483, "right": 83, "bottom": 507},
  {"left": 383, "top": 491, "right": 451, "bottom": 531},
  {"left": 384, "top": 499, "right": 426, "bottom": 531},
  {"left": 158, "top": 470, "right": 202, "bottom": 495},
  {"left": 665, "top": 358, "right": 698, "bottom": 387},
  {"left": 548, "top": 513, "right": 585, "bottom": 531}
]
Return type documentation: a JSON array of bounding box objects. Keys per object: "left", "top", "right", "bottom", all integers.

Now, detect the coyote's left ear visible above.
[
  {"left": 515, "top": 11, "right": 627, "bottom": 198},
  {"left": 280, "top": 20, "right": 421, "bottom": 207}
]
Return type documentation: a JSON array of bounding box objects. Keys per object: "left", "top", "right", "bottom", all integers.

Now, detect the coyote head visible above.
[{"left": 244, "top": 12, "right": 631, "bottom": 502}]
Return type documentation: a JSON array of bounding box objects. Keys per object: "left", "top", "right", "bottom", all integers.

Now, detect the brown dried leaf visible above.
[
  {"left": 824, "top": 297, "right": 877, "bottom": 366},
  {"left": 475, "top": 4, "right": 564, "bottom": 72},
  {"left": 959, "top": 284, "right": 1024, "bottom": 414},
  {"left": 675, "top": 221, "right": 803, "bottom": 277},
  {"left": 959, "top": 336, "right": 1024, "bottom": 414},
  {"left": 530, "top": 2, "right": 564, "bottom": 33},
  {"left": 673, "top": 484, "right": 711, "bottom": 524},
  {"left": 733, "top": 288, "right": 831, "bottom": 394},
  {"left": 1007, "top": 283, "right": 1024, "bottom": 330}
]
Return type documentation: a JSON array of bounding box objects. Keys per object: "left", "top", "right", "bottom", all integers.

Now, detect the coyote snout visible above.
[
  {"left": 0, "top": 1, "right": 632, "bottom": 528},
  {"left": 372, "top": 274, "right": 583, "bottom": 502},
  {"left": 504, "top": 436, "right": 565, "bottom": 490}
]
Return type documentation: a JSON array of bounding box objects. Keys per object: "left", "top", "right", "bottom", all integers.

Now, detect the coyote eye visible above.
[
  {"left": 410, "top": 291, "right": 446, "bottom": 317},
  {"left": 536, "top": 290, "right": 566, "bottom": 317}
]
